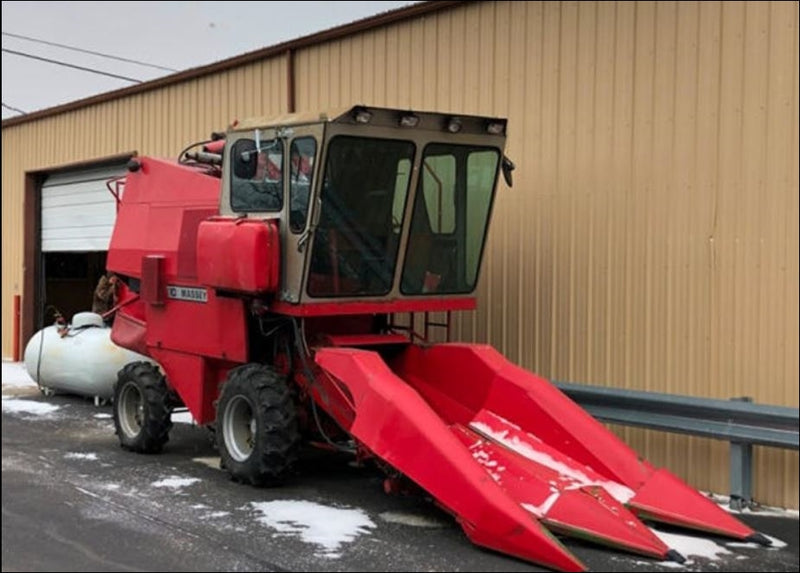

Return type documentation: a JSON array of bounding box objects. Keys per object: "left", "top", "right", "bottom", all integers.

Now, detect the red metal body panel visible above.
[
  {"left": 269, "top": 297, "right": 475, "bottom": 317},
  {"left": 629, "top": 468, "right": 754, "bottom": 538},
  {"left": 145, "top": 293, "right": 248, "bottom": 363},
  {"left": 111, "top": 307, "right": 148, "bottom": 356},
  {"left": 147, "top": 349, "right": 232, "bottom": 425},
  {"left": 451, "top": 423, "right": 668, "bottom": 559},
  {"left": 111, "top": 287, "right": 248, "bottom": 423},
  {"left": 149, "top": 350, "right": 210, "bottom": 423},
  {"left": 390, "top": 344, "right": 651, "bottom": 486},
  {"left": 197, "top": 218, "right": 280, "bottom": 293},
  {"left": 110, "top": 283, "right": 148, "bottom": 354},
  {"left": 111, "top": 291, "right": 247, "bottom": 423},
  {"left": 106, "top": 158, "right": 219, "bottom": 281}
]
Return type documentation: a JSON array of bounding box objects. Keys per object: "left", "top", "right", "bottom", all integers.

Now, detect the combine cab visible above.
[{"left": 105, "top": 106, "right": 767, "bottom": 571}]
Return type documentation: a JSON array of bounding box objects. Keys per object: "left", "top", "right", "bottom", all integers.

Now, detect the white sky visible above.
[{"left": 1, "top": 1, "right": 418, "bottom": 119}]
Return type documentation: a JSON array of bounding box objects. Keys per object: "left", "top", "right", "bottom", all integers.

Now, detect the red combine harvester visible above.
[{"left": 105, "top": 106, "right": 767, "bottom": 571}]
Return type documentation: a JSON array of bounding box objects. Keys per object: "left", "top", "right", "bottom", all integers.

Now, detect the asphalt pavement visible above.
[{"left": 2, "top": 384, "right": 798, "bottom": 572}]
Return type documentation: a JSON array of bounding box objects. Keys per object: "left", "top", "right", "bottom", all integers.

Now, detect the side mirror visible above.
[
  {"left": 502, "top": 156, "right": 515, "bottom": 188},
  {"left": 232, "top": 139, "right": 257, "bottom": 179}
]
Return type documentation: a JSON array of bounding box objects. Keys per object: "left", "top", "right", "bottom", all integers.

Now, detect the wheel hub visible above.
[
  {"left": 223, "top": 395, "right": 256, "bottom": 462},
  {"left": 118, "top": 382, "right": 144, "bottom": 438}
]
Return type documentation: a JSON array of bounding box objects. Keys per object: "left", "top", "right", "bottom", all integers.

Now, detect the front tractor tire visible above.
[
  {"left": 113, "top": 362, "right": 173, "bottom": 454},
  {"left": 217, "top": 364, "right": 300, "bottom": 487}
]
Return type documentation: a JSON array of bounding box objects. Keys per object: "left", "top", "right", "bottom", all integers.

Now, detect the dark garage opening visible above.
[{"left": 41, "top": 251, "right": 108, "bottom": 325}]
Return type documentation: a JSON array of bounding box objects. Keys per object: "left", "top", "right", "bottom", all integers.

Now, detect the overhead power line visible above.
[
  {"left": 2, "top": 102, "right": 26, "bottom": 115},
  {"left": 2, "top": 31, "right": 178, "bottom": 72},
  {"left": 2, "top": 48, "right": 142, "bottom": 83}
]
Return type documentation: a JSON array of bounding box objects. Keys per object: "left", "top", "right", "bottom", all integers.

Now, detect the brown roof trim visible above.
[
  {"left": 26, "top": 151, "right": 136, "bottom": 176},
  {"left": 2, "top": 1, "right": 470, "bottom": 129}
]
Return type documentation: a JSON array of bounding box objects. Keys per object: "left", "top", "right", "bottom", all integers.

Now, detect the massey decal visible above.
[{"left": 166, "top": 285, "right": 208, "bottom": 303}]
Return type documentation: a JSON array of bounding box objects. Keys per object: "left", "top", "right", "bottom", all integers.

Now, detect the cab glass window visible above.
[
  {"left": 289, "top": 137, "right": 317, "bottom": 233},
  {"left": 230, "top": 138, "right": 283, "bottom": 212}
]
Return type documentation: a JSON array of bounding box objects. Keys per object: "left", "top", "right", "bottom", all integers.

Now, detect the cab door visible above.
[{"left": 278, "top": 125, "right": 324, "bottom": 303}]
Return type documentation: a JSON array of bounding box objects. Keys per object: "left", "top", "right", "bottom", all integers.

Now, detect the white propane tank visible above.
[{"left": 23, "top": 311, "right": 156, "bottom": 400}]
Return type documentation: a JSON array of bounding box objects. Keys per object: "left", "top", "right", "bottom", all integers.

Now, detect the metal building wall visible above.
[{"left": 1, "top": 1, "right": 797, "bottom": 507}]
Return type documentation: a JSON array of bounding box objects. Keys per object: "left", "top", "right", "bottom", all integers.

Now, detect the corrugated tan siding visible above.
[{"left": 1, "top": 1, "right": 797, "bottom": 507}]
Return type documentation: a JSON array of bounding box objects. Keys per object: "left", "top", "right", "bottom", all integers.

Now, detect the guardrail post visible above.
[{"left": 729, "top": 397, "right": 753, "bottom": 509}]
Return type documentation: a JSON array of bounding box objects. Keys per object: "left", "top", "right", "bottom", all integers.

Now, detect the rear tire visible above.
[
  {"left": 113, "top": 362, "right": 172, "bottom": 453},
  {"left": 217, "top": 364, "right": 300, "bottom": 486}
]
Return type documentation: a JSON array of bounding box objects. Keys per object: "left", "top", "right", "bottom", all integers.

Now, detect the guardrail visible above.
[{"left": 553, "top": 381, "right": 799, "bottom": 509}]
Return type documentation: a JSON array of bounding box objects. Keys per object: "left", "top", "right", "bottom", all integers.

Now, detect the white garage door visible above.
[{"left": 41, "top": 164, "right": 127, "bottom": 252}]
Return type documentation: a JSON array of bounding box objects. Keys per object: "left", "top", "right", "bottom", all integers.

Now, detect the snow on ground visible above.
[
  {"left": 633, "top": 559, "right": 687, "bottom": 569},
  {"left": 151, "top": 476, "right": 201, "bottom": 489},
  {"left": 192, "top": 456, "right": 221, "bottom": 470},
  {"left": 250, "top": 500, "right": 375, "bottom": 557},
  {"left": 378, "top": 511, "right": 446, "bottom": 528},
  {"left": 172, "top": 411, "right": 195, "bottom": 424},
  {"left": 708, "top": 492, "right": 800, "bottom": 519},
  {"left": 200, "top": 511, "right": 230, "bottom": 519},
  {"left": 726, "top": 535, "right": 788, "bottom": 550},
  {"left": 2, "top": 396, "right": 60, "bottom": 416},
  {"left": 64, "top": 452, "right": 98, "bottom": 461},
  {"left": 93, "top": 413, "right": 112, "bottom": 419},
  {"left": 1, "top": 361, "right": 36, "bottom": 389},
  {"left": 762, "top": 534, "right": 787, "bottom": 549},
  {"left": 651, "top": 527, "right": 732, "bottom": 562}
]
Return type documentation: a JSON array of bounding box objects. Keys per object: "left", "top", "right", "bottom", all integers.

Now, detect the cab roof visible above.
[{"left": 231, "top": 105, "right": 508, "bottom": 137}]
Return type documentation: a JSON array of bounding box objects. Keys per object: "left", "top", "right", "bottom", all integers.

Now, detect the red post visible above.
[{"left": 13, "top": 294, "right": 21, "bottom": 362}]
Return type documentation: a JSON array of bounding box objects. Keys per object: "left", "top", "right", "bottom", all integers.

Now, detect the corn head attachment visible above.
[{"left": 314, "top": 343, "right": 764, "bottom": 571}]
